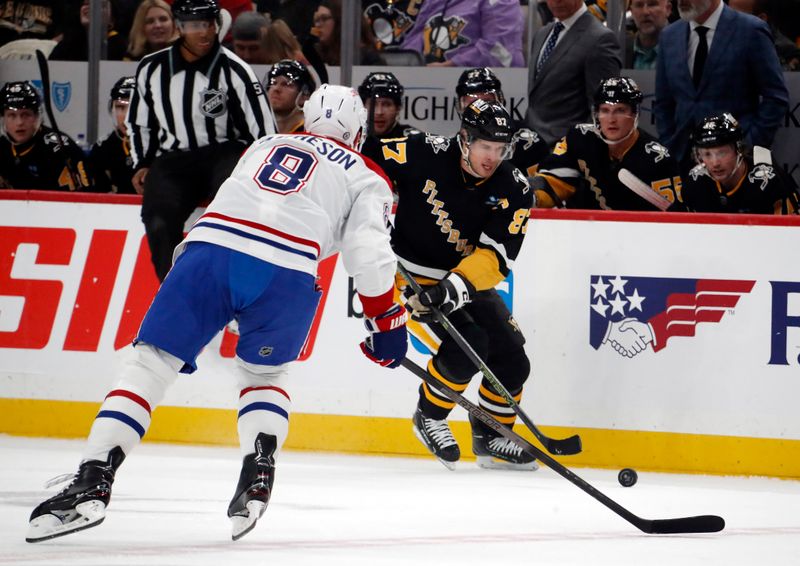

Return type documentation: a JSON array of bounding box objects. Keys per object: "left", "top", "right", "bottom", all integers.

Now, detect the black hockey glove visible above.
[{"left": 408, "top": 272, "right": 475, "bottom": 323}]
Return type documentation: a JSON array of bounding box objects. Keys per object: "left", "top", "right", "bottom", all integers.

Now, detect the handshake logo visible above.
[{"left": 589, "top": 275, "right": 755, "bottom": 358}]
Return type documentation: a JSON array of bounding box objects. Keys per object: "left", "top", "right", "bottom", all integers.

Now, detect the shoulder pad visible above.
[
  {"left": 574, "top": 123, "right": 596, "bottom": 136},
  {"left": 43, "top": 131, "right": 74, "bottom": 151},
  {"left": 512, "top": 166, "right": 531, "bottom": 194},
  {"left": 643, "top": 141, "right": 670, "bottom": 163},
  {"left": 688, "top": 164, "right": 710, "bottom": 181},
  {"left": 513, "top": 127, "right": 541, "bottom": 149},
  {"left": 423, "top": 133, "right": 452, "bottom": 154},
  {"left": 748, "top": 163, "right": 776, "bottom": 191}
]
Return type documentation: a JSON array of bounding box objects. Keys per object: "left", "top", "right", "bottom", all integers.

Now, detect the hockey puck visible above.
[{"left": 618, "top": 468, "right": 638, "bottom": 487}]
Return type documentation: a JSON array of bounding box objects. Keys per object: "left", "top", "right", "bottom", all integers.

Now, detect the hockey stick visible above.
[
  {"left": 396, "top": 262, "right": 582, "bottom": 456},
  {"left": 35, "top": 49, "right": 84, "bottom": 190},
  {"left": 617, "top": 168, "right": 672, "bottom": 211},
  {"left": 401, "top": 357, "right": 724, "bottom": 535}
]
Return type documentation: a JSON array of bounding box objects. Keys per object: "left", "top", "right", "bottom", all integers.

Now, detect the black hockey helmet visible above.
[
  {"left": 110, "top": 76, "right": 135, "bottom": 102},
  {"left": 461, "top": 99, "right": 514, "bottom": 145},
  {"left": 692, "top": 113, "right": 743, "bottom": 149},
  {"left": 455, "top": 67, "right": 505, "bottom": 105},
  {"left": 172, "top": 0, "right": 220, "bottom": 22},
  {"left": 266, "top": 59, "right": 316, "bottom": 96},
  {"left": 0, "top": 81, "right": 41, "bottom": 114},
  {"left": 592, "top": 77, "right": 643, "bottom": 114},
  {"left": 358, "top": 72, "right": 404, "bottom": 106}
]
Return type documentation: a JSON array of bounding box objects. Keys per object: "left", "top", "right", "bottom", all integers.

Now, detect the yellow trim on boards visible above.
[{"left": 1, "top": 397, "right": 798, "bottom": 479}]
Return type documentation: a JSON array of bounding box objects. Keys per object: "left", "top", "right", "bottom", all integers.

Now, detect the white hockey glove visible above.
[{"left": 410, "top": 272, "right": 475, "bottom": 323}]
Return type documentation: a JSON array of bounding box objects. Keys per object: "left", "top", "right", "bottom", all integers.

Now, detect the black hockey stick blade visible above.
[
  {"left": 643, "top": 515, "right": 725, "bottom": 534},
  {"left": 401, "top": 357, "right": 725, "bottom": 535},
  {"left": 397, "top": 262, "right": 582, "bottom": 455}
]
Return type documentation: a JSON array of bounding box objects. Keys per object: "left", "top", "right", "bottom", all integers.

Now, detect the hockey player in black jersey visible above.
[
  {"left": 88, "top": 76, "right": 137, "bottom": 194},
  {"left": 358, "top": 71, "right": 419, "bottom": 157},
  {"left": 265, "top": 59, "right": 316, "bottom": 134},
  {"left": 366, "top": 100, "right": 537, "bottom": 470},
  {"left": 533, "top": 77, "right": 683, "bottom": 211},
  {"left": 0, "top": 81, "right": 94, "bottom": 192},
  {"left": 683, "top": 113, "right": 799, "bottom": 215},
  {"left": 454, "top": 67, "right": 549, "bottom": 179}
]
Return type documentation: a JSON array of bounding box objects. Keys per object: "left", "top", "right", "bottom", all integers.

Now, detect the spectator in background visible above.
[
  {"left": 265, "top": 59, "right": 315, "bottom": 133},
  {"left": 312, "top": 0, "right": 385, "bottom": 65},
  {"left": 363, "top": 0, "right": 421, "bottom": 51},
  {"left": 729, "top": 0, "right": 800, "bottom": 71},
  {"left": 654, "top": 0, "right": 789, "bottom": 166},
  {"left": 0, "top": 81, "right": 94, "bottom": 191},
  {"left": 231, "top": 10, "right": 270, "bottom": 64},
  {"left": 626, "top": 0, "right": 672, "bottom": 69},
  {"left": 88, "top": 76, "right": 136, "bottom": 194},
  {"left": 262, "top": 19, "right": 308, "bottom": 64},
  {"left": 0, "top": 0, "right": 63, "bottom": 47},
  {"left": 125, "top": 0, "right": 179, "bottom": 60},
  {"left": 683, "top": 113, "right": 799, "bottom": 214},
  {"left": 50, "top": 0, "right": 127, "bottom": 61},
  {"left": 525, "top": 0, "right": 621, "bottom": 147},
  {"left": 399, "top": 0, "right": 525, "bottom": 67}
]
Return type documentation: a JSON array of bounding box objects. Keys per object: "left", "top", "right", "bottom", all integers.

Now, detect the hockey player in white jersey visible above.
[{"left": 26, "top": 84, "right": 408, "bottom": 543}]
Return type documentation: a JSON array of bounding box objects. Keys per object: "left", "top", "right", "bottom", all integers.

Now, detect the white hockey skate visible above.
[
  {"left": 26, "top": 447, "right": 125, "bottom": 543},
  {"left": 228, "top": 433, "right": 276, "bottom": 541}
]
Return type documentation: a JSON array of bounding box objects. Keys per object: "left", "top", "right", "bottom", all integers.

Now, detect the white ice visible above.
[{"left": 1, "top": 435, "right": 798, "bottom": 565}]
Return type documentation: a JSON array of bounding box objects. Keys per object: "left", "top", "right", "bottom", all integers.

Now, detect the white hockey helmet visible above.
[{"left": 303, "top": 84, "right": 367, "bottom": 151}]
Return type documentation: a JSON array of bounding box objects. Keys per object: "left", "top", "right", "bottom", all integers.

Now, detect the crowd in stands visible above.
[{"left": 0, "top": 0, "right": 798, "bottom": 217}]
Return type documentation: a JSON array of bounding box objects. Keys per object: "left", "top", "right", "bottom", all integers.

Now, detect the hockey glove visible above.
[
  {"left": 359, "top": 304, "right": 408, "bottom": 369},
  {"left": 409, "top": 272, "right": 475, "bottom": 323}
]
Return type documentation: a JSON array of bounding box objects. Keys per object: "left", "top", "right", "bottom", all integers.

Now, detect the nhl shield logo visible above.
[
  {"left": 52, "top": 82, "right": 71, "bottom": 112},
  {"left": 199, "top": 88, "right": 227, "bottom": 118}
]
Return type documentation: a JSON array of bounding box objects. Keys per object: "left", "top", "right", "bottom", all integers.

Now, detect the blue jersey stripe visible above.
[
  {"left": 238, "top": 401, "right": 289, "bottom": 420},
  {"left": 96, "top": 410, "right": 146, "bottom": 438},
  {"left": 193, "top": 222, "right": 318, "bottom": 261}
]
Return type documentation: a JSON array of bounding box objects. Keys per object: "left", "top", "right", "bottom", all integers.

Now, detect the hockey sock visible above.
[
  {"left": 82, "top": 343, "right": 182, "bottom": 461},
  {"left": 235, "top": 359, "right": 291, "bottom": 458}
]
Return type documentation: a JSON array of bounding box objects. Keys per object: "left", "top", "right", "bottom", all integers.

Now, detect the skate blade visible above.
[
  {"left": 476, "top": 456, "right": 539, "bottom": 471},
  {"left": 26, "top": 500, "right": 106, "bottom": 543},
  {"left": 231, "top": 500, "right": 266, "bottom": 541},
  {"left": 412, "top": 426, "right": 458, "bottom": 472}
]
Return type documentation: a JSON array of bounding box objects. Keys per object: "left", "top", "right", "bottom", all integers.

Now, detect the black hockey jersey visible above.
[
  {"left": 0, "top": 126, "right": 94, "bottom": 191},
  {"left": 510, "top": 126, "right": 550, "bottom": 178},
  {"left": 366, "top": 132, "right": 533, "bottom": 291},
  {"left": 360, "top": 121, "right": 420, "bottom": 160},
  {"left": 683, "top": 154, "right": 800, "bottom": 215},
  {"left": 535, "top": 124, "right": 682, "bottom": 211},
  {"left": 88, "top": 131, "right": 136, "bottom": 194}
]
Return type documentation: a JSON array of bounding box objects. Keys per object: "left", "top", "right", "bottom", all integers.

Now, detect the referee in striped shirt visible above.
[{"left": 127, "top": 0, "right": 275, "bottom": 281}]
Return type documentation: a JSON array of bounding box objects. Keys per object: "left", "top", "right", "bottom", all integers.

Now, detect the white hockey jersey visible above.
[{"left": 175, "top": 133, "right": 396, "bottom": 298}]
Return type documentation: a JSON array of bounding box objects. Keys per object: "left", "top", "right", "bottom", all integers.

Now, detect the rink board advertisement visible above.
[{"left": 1, "top": 193, "right": 800, "bottom": 478}]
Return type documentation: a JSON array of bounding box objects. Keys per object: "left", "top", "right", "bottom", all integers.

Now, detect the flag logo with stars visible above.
[{"left": 589, "top": 275, "right": 756, "bottom": 354}]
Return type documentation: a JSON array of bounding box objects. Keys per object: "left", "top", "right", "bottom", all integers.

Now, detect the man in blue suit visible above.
[{"left": 654, "top": 0, "right": 788, "bottom": 165}]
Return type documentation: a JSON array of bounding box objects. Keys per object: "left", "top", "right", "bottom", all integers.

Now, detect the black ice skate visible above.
[
  {"left": 228, "top": 433, "right": 277, "bottom": 541},
  {"left": 469, "top": 414, "right": 538, "bottom": 471},
  {"left": 26, "top": 447, "right": 126, "bottom": 543},
  {"left": 412, "top": 407, "right": 460, "bottom": 471}
]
